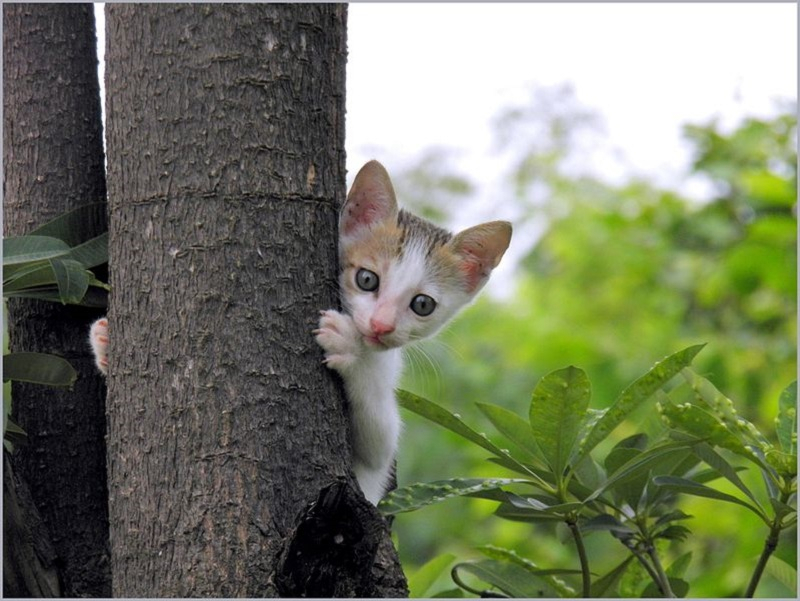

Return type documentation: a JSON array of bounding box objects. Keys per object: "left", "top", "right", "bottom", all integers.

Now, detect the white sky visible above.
[{"left": 346, "top": 2, "right": 796, "bottom": 192}]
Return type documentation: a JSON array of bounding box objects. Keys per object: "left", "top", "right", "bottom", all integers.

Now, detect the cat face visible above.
[{"left": 339, "top": 160, "right": 512, "bottom": 350}]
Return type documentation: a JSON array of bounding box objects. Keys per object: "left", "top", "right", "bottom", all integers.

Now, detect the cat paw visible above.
[
  {"left": 89, "top": 317, "right": 109, "bottom": 376},
  {"left": 313, "top": 309, "right": 362, "bottom": 372}
]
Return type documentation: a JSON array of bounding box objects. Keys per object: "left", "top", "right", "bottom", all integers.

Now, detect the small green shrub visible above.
[{"left": 381, "top": 346, "right": 796, "bottom": 598}]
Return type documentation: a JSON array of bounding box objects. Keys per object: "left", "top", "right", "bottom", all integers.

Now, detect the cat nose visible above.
[{"left": 370, "top": 318, "right": 395, "bottom": 336}]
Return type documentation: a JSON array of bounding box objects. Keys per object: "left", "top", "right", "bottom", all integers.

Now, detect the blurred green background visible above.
[{"left": 388, "top": 87, "right": 796, "bottom": 597}]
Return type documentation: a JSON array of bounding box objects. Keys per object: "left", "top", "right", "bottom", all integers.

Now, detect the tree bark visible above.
[
  {"left": 3, "top": 4, "right": 110, "bottom": 597},
  {"left": 3, "top": 454, "right": 61, "bottom": 597},
  {"left": 104, "top": 4, "right": 406, "bottom": 596}
]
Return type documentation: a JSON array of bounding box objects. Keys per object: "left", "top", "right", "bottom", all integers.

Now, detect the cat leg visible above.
[
  {"left": 89, "top": 318, "right": 109, "bottom": 375},
  {"left": 353, "top": 460, "right": 394, "bottom": 505},
  {"left": 314, "top": 309, "right": 402, "bottom": 504}
]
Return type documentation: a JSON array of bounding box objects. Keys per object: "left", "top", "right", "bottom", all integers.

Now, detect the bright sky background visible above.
[{"left": 346, "top": 2, "right": 796, "bottom": 192}]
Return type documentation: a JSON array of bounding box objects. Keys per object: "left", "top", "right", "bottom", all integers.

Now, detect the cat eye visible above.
[
  {"left": 355, "top": 268, "right": 379, "bottom": 292},
  {"left": 410, "top": 294, "right": 437, "bottom": 317}
]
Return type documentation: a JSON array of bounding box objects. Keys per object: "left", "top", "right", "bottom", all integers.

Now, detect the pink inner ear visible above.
[
  {"left": 343, "top": 199, "right": 382, "bottom": 235},
  {"left": 458, "top": 249, "right": 486, "bottom": 293},
  {"left": 449, "top": 221, "right": 512, "bottom": 293},
  {"left": 341, "top": 161, "right": 398, "bottom": 236}
]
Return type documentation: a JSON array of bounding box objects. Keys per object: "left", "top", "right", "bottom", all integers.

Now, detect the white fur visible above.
[
  {"left": 344, "top": 240, "right": 471, "bottom": 349},
  {"left": 315, "top": 309, "right": 402, "bottom": 503},
  {"left": 315, "top": 241, "right": 476, "bottom": 504}
]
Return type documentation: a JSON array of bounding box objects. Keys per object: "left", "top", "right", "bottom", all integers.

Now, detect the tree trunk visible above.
[
  {"left": 104, "top": 4, "right": 406, "bottom": 596},
  {"left": 3, "top": 4, "right": 110, "bottom": 597}
]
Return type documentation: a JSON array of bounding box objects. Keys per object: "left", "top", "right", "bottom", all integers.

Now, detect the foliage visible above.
[
  {"left": 3, "top": 202, "right": 109, "bottom": 449},
  {"left": 381, "top": 348, "right": 796, "bottom": 597},
  {"left": 3, "top": 202, "right": 109, "bottom": 307},
  {"left": 391, "top": 91, "right": 796, "bottom": 597}
]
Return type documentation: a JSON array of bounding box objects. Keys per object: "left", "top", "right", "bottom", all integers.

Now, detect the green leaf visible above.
[
  {"left": 658, "top": 399, "right": 755, "bottom": 459},
  {"left": 494, "top": 501, "right": 564, "bottom": 524},
  {"left": 398, "top": 390, "right": 549, "bottom": 488},
  {"left": 691, "top": 442, "right": 762, "bottom": 506},
  {"left": 615, "top": 432, "right": 649, "bottom": 452},
  {"left": 29, "top": 202, "right": 107, "bottom": 246},
  {"left": 3, "top": 418, "right": 28, "bottom": 447},
  {"left": 656, "top": 524, "right": 691, "bottom": 541},
  {"left": 485, "top": 456, "right": 598, "bottom": 501},
  {"left": 768, "top": 497, "right": 796, "bottom": 522},
  {"left": 776, "top": 381, "right": 797, "bottom": 455},
  {"left": 65, "top": 232, "right": 108, "bottom": 269},
  {"left": 3, "top": 352, "right": 77, "bottom": 388},
  {"left": 667, "top": 552, "right": 693, "bottom": 579},
  {"left": 763, "top": 554, "right": 798, "bottom": 595},
  {"left": 590, "top": 556, "right": 634, "bottom": 598},
  {"left": 682, "top": 368, "right": 771, "bottom": 452},
  {"left": 570, "top": 453, "right": 604, "bottom": 491},
  {"left": 379, "top": 478, "right": 529, "bottom": 516},
  {"left": 3, "top": 261, "right": 57, "bottom": 291},
  {"left": 49, "top": 258, "right": 90, "bottom": 305},
  {"left": 529, "top": 365, "right": 590, "bottom": 478},
  {"left": 3, "top": 235, "right": 70, "bottom": 266},
  {"left": 604, "top": 446, "right": 642, "bottom": 476},
  {"left": 654, "top": 509, "right": 693, "bottom": 528},
  {"left": 452, "top": 559, "right": 574, "bottom": 598},
  {"left": 766, "top": 449, "right": 797, "bottom": 479},
  {"left": 603, "top": 446, "right": 644, "bottom": 505},
  {"left": 477, "top": 402, "right": 545, "bottom": 465},
  {"left": 642, "top": 577, "right": 690, "bottom": 598},
  {"left": 408, "top": 553, "right": 456, "bottom": 598},
  {"left": 3, "top": 285, "right": 108, "bottom": 308},
  {"left": 585, "top": 440, "right": 693, "bottom": 502},
  {"left": 580, "top": 514, "right": 635, "bottom": 536},
  {"left": 507, "top": 494, "right": 584, "bottom": 516},
  {"left": 477, "top": 545, "right": 578, "bottom": 597},
  {"left": 577, "top": 345, "right": 705, "bottom": 462},
  {"left": 652, "top": 475, "right": 767, "bottom": 521}
]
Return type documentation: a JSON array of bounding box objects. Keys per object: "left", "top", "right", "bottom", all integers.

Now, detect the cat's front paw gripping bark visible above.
[
  {"left": 89, "top": 318, "right": 109, "bottom": 375},
  {"left": 314, "top": 309, "right": 362, "bottom": 372}
]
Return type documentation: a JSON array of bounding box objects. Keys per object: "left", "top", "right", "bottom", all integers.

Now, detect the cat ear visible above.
[
  {"left": 449, "top": 221, "right": 512, "bottom": 294},
  {"left": 341, "top": 160, "right": 399, "bottom": 236}
]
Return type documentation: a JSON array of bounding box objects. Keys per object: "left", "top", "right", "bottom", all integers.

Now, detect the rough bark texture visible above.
[
  {"left": 104, "top": 4, "right": 407, "bottom": 596},
  {"left": 3, "top": 454, "right": 62, "bottom": 597},
  {"left": 2, "top": 4, "right": 110, "bottom": 597}
]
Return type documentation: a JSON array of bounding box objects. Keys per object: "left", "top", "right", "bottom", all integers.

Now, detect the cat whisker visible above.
[{"left": 403, "top": 341, "right": 444, "bottom": 400}]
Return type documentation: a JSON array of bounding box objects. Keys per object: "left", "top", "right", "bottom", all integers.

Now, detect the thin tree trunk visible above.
[
  {"left": 104, "top": 4, "right": 406, "bottom": 596},
  {"left": 3, "top": 4, "right": 110, "bottom": 597}
]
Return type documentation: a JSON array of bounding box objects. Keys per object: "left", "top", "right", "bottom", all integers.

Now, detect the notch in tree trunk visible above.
[{"left": 276, "top": 479, "right": 408, "bottom": 598}]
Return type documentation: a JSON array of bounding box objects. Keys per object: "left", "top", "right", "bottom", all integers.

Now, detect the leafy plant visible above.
[
  {"left": 3, "top": 202, "right": 109, "bottom": 449},
  {"left": 656, "top": 374, "right": 797, "bottom": 597},
  {"left": 380, "top": 345, "right": 797, "bottom": 598},
  {"left": 3, "top": 202, "right": 109, "bottom": 307}
]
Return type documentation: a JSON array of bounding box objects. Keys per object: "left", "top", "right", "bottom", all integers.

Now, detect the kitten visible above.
[
  {"left": 315, "top": 160, "right": 511, "bottom": 504},
  {"left": 87, "top": 160, "right": 512, "bottom": 506}
]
